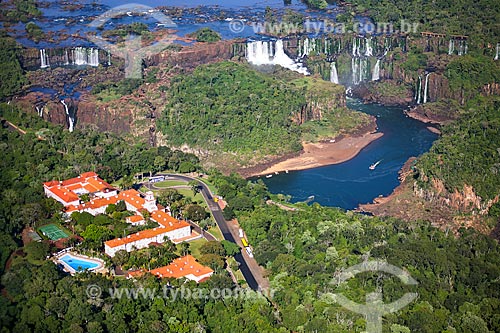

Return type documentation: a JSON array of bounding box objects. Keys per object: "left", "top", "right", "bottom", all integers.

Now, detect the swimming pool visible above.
[{"left": 58, "top": 253, "right": 103, "bottom": 273}]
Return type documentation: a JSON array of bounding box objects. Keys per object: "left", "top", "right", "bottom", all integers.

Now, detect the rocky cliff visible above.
[{"left": 145, "top": 40, "right": 239, "bottom": 69}]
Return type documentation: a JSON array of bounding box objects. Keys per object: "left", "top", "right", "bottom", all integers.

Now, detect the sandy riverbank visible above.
[{"left": 252, "top": 131, "right": 383, "bottom": 177}]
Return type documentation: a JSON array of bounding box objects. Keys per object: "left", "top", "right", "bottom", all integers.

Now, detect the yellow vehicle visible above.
[
  {"left": 241, "top": 238, "right": 249, "bottom": 247},
  {"left": 213, "top": 197, "right": 219, "bottom": 203}
]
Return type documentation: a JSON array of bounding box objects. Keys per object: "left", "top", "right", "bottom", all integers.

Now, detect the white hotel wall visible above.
[{"left": 105, "top": 226, "right": 191, "bottom": 257}]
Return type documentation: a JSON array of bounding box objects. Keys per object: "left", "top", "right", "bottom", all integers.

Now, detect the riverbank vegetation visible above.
[
  {"left": 415, "top": 96, "right": 500, "bottom": 202},
  {"left": 159, "top": 61, "right": 370, "bottom": 168}
]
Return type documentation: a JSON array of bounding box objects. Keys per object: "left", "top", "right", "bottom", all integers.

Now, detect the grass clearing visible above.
[
  {"left": 186, "top": 238, "right": 208, "bottom": 259},
  {"left": 154, "top": 179, "right": 189, "bottom": 188},
  {"left": 207, "top": 225, "right": 223, "bottom": 241}
]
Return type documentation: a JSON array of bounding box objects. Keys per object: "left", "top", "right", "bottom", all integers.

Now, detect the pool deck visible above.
[{"left": 54, "top": 250, "right": 106, "bottom": 275}]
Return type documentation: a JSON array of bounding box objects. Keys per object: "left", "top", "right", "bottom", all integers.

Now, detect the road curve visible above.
[{"left": 149, "top": 174, "right": 261, "bottom": 291}]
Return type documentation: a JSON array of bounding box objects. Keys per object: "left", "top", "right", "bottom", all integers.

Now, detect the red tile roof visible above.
[
  {"left": 149, "top": 255, "right": 213, "bottom": 280},
  {"left": 150, "top": 211, "right": 190, "bottom": 230},
  {"left": 50, "top": 186, "right": 79, "bottom": 203}
]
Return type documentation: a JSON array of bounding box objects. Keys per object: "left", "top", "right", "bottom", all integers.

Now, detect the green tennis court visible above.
[{"left": 39, "top": 224, "right": 70, "bottom": 240}]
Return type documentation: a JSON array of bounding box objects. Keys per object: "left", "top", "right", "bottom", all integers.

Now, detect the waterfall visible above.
[
  {"left": 35, "top": 105, "right": 44, "bottom": 117},
  {"left": 301, "top": 38, "right": 315, "bottom": 57},
  {"left": 61, "top": 100, "right": 74, "bottom": 132},
  {"left": 365, "top": 37, "right": 373, "bottom": 57},
  {"left": 495, "top": 43, "right": 499, "bottom": 60},
  {"left": 107, "top": 51, "right": 111, "bottom": 66},
  {"left": 246, "top": 40, "right": 309, "bottom": 75},
  {"left": 73, "top": 47, "right": 99, "bottom": 66},
  {"left": 458, "top": 41, "right": 464, "bottom": 56},
  {"left": 359, "top": 58, "right": 366, "bottom": 83},
  {"left": 423, "top": 73, "right": 430, "bottom": 104},
  {"left": 40, "top": 49, "right": 50, "bottom": 68},
  {"left": 372, "top": 59, "right": 380, "bottom": 81},
  {"left": 330, "top": 62, "right": 339, "bottom": 84},
  {"left": 64, "top": 49, "right": 70, "bottom": 65},
  {"left": 448, "top": 40, "right": 454, "bottom": 55},
  {"left": 416, "top": 76, "right": 422, "bottom": 104},
  {"left": 351, "top": 57, "right": 358, "bottom": 85}
]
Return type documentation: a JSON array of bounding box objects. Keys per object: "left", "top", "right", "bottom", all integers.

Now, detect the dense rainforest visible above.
[
  {"left": 158, "top": 61, "right": 368, "bottom": 166},
  {"left": 349, "top": 0, "right": 499, "bottom": 45},
  {"left": 416, "top": 96, "right": 500, "bottom": 202}
]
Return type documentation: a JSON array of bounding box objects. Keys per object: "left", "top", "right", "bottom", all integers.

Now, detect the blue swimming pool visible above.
[{"left": 59, "top": 254, "right": 100, "bottom": 272}]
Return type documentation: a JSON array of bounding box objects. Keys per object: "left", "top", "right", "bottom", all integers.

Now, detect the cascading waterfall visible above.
[
  {"left": 352, "top": 37, "right": 360, "bottom": 57},
  {"left": 35, "top": 105, "right": 44, "bottom": 117},
  {"left": 359, "top": 58, "right": 366, "bottom": 84},
  {"left": 458, "top": 41, "right": 464, "bottom": 56},
  {"left": 73, "top": 47, "right": 99, "bottom": 66},
  {"left": 372, "top": 59, "right": 380, "bottom": 81},
  {"left": 64, "top": 49, "right": 70, "bottom": 65},
  {"left": 246, "top": 40, "right": 309, "bottom": 75},
  {"left": 423, "top": 73, "right": 430, "bottom": 104},
  {"left": 107, "top": 51, "right": 111, "bottom": 66},
  {"left": 416, "top": 76, "right": 422, "bottom": 104},
  {"left": 61, "top": 100, "right": 74, "bottom": 132},
  {"left": 40, "top": 49, "right": 50, "bottom": 68},
  {"left": 351, "top": 57, "right": 358, "bottom": 85},
  {"left": 301, "top": 38, "right": 316, "bottom": 57},
  {"left": 365, "top": 37, "right": 373, "bottom": 57},
  {"left": 330, "top": 62, "right": 339, "bottom": 84},
  {"left": 448, "top": 40, "right": 454, "bottom": 55},
  {"left": 495, "top": 43, "right": 499, "bottom": 60}
]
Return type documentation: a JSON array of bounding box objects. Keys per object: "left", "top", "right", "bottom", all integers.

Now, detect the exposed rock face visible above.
[
  {"left": 145, "top": 40, "right": 239, "bottom": 69},
  {"left": 405, "top": 102, "right": 460, "bottom": 125},
  {"left": 14, "top": 92, "right": 69, "bottom": 127},
  {"left": 351, "top": 82, "right": 414, "bottom": 106},
  {"left": 293, "top": 94, "right": 346, "bottom": 124},
  {"left": 20, "top": 47, "right": 111, "bottom": 70},
  {"left": 413, "top": 179, "right": 499, "bottom": 215},
  {"left": 76, "top": 96, "right": 132, "bottom": 132}
]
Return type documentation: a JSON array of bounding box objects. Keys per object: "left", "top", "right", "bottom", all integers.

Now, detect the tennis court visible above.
[{"left": 39, "top": 224, "right": 70, "bottom": 240}]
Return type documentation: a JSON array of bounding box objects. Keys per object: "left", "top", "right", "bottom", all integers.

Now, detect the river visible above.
[{"left": 261, "top": 99, "right": 438, "bottom": 210}]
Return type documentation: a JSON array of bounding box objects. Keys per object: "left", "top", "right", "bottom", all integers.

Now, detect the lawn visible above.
[
  {"left": 207, "top": 225, "right": 223, "bottom": 241},
  {"left": 185, "top": 238, "right": 208, "bottom": 259},
  {"left": 154, "top": 179, "right": 189, "bottom": 188},
  {"left": 176, "top": 188, "right": 206, "bottom": 207}
]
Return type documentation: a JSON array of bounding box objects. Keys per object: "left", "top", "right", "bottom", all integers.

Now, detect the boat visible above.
[
  {"left": 265, "top": 174, "right": 273, "bottom": 178},
  {"left": 369, "top": 160, "right": 382, "bottom": 170}
]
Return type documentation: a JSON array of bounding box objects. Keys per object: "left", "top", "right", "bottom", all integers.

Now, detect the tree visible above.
[
  {"left": 199, "top": 253, "right": 225, "bottom": 271},
  {"left": 157, "top": 189, "right": 183, "bottom": 207},
  {"left": 115, "top": 200, "right": 127, "bottom": 212},
  {"left": 24, "top": 241, "right": 49, "bottom": 261},
  {"left": 112, "top": 250, "right": 129, "bottom": 267},
  {"left": 200, "top": 241, "right": 226, "bottom": 257},
  {"left": 221, "top": 240, "right": 240, "bottom": 256},
  {"left": 189, "top": 180, "right": 200, "bottom": 196},
  {"left": 153, "top": 156, "right": 166, "bottom": 172},
  {"left": 183, "top": 204, "right": 207, "bottom": 222},
  {"left": 188, "top": 27, "right": 221, "bottom": 42},
  {"left": 81, "top": 224, "right": 111, "bottom": 243}
]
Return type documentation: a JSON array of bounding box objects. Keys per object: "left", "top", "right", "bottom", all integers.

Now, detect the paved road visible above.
[{"left": 146, "top": 174, "right": 263, "bottom": 291}]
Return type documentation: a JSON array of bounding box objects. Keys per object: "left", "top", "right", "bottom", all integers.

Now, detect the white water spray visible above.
[
  {"left": 372, "top": 59, "right": 380, "bottom": 81},
  {"left": 246, "top": 40, "right": 309, "bottom": 75},
  {"left": 330, "top": 62, "right": 339, "bottom": 84},
  {"left": 61, "top": 100, "right": 74, "bottom": 132}
]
